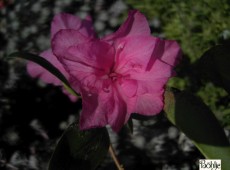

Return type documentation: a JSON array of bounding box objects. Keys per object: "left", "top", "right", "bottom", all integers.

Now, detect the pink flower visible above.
[{"left": 28, "top": 10, "right": 181, "bottom": 132}]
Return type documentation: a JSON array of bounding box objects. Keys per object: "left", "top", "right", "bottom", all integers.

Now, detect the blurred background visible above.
[{"left": 0, "top": 0, "right": 230, "bottom": 169}]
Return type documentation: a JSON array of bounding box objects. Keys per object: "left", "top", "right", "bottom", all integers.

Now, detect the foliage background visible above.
[{"left": 0, "top": 0, "right": 229, "bottom": 169}]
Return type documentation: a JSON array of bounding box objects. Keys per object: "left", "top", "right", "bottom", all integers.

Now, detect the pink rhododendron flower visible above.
[{"left": 28, "top": 10, "right": 181, "bottom": 132}]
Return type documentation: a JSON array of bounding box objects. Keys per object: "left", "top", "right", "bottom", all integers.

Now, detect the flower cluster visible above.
[{"left": 27, "top": 10, "right": 181, "bottom": 132}]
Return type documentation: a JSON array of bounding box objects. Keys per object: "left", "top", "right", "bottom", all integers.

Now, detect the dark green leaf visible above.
[
  {"left": 7, "top": 52, "right": 79, "bottom": 96},
  {"left": 48, "top": 123, "right": 110, "bottom": 170},
  {"left": 198, "top": 44, "right": 230, "bottom": 94},
  {"left": 164, "top": 89, "right": 230, "bottom": 170}
]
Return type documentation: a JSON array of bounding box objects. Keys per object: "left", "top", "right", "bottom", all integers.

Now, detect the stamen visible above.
[{"left": 103, "top": 88, "right": 110, "bottom": 93}]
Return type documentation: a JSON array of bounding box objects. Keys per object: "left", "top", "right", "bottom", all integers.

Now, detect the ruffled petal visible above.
[
  {"left": 134, "top": 93, "right": 164, "bottom": 115},
  {"left": 115, "top": 82, "right": 137, "bottom": 125},
  {"left": 80, "top": 89, "right": 109, "bottom": 130},
  {"left": 57, "top": 39, "right": 115, "bottom": 92},
  {"left": 119, "top": 79, "right": 138, "bottom": 98},
  {"left": 80, "top": 86, "right": 118, "bottom": 129},
  {"left": 52, "top": 29, "right": 90, "bottom": 59},
  {"left": 66, "top": 40, "right": 114, "bottom": 74},
  {"left": 79, "top": 85, "right": 128, "bottom": 132},
  {"left": 145, "top": 38, "right": 165, "bottom": 71},
  {"left": 114, "top": 36, "right": 158, "bottom": 74},
  {"left": 113, "top": 36, "right": 176, "bottom": 82},
  {"left": 130, "top": 59, "right": 174, "bottom": 82},
  {"left": 160, "top": 40, "right": 182, "bottom": 66},
  {"left": 107, "top": 89, "right": 127, "bottom": 132},
  {"left": 103, "top": 10, "right": 150, "bottom": 42},
  {"left": 51, "top": 13, "right": 95, "bottom": 39},
  {"left": 125, "top": 60, "right": 174, "bottom": 116}
]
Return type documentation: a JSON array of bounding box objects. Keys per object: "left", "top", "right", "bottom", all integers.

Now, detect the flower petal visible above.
[
  {"left": 120, "top": 79, "right": 138, "bottom": 98},
  {"left": 51, "top": 13, "right": 95, "bottom": 39},
  {"left": 103, "top": 10, "right": 150, "bottom": 42},
  {"left": 128, "top": 60, "right": 174, "bottom": 115},
  {"left": 80, "top": 86, "right": 128, "bottom": 132},
  {"left": 52, "top": 29, "right": 90, "bottom": 60},
  {"left": 80, "top": 89, "right": 108, "bottom": 130},
  {"left": 107, "top": 90, "right": 127, "bottom": 132},
  {"left": 145, "top": 38, "right": 165, "bottom": 71},
  {"left": 27, "top": 49, "right": 69, "bottom": 86},
  {"left": 134, "top": 93, "right": 164, "bottom": 115},
  {"left": 66, "top": 40, "right": 114, "bottom": 73},
  {"left": 58, "top": 40, "right": 115, "bottom": 92},
  {"left": 160, "top": 40, "right": 182, "bottom": 66},
  {"left": 131, "top": 59, "right": 174, "bottom": 82},
  {"left": 114, "top": 36, "right": 158, "bottom": 74}
]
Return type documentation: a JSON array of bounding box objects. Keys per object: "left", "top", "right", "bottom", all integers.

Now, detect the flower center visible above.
[
  {"left": 101, "top": 71, "right": 122, "bottom": 93},
  {"left": 109, "top": 72, "right": 121, "bottom": 81}
]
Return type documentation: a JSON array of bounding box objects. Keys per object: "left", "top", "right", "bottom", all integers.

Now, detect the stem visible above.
[{"left": 109, "top": 145, "right": 124, "bottom": 170}]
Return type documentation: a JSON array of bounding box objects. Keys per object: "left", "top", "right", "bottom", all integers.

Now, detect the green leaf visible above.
[
  {"left": 198, "top": 44, "right": 230, "bottom": 94},
  {"left": 48, "top": 123, "right": 110, "bottom": 170},
  {"left": 164, "top": 89, "right": 230, "bottom": 170},
  {"left": 7, "top": 52, "right": 79, "bottom": 96}
]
